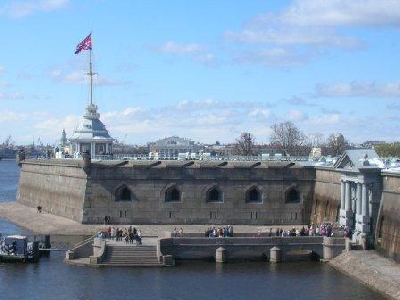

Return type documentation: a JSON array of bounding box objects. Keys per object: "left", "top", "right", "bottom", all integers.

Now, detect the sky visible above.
[{"left": 1, "top": 0, "right": 400, "bottom": 146}]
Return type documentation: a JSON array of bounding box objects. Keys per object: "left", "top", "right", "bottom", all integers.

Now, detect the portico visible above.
[{"left": 335, "top": 150, "right": 383, "bottom": 243}]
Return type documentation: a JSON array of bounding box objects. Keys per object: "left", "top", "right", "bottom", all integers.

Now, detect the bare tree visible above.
[
  {"left": 307, "top": 133, "right": 324, "bottom": 148},
  {"left": 234, "top": 132, "right": 255, "bottom": 156},
  {"left": 270, "top": 121, "right": 306, "bottom": 156},
  {"left": 327, "top": 133, "right": 348, "bottom": 156},
  {"left": 2, "top": 135, "right": 13, "bottom": 147}
]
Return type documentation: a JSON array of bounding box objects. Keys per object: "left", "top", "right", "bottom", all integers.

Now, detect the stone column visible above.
[
  {"left": 345, "top": 181, "right": 351, "bottom": 212},
  {"left": 355, "top": 182, "right": 363, "bottom": 233},
  {"left": 362, "top": 183, "right": 368, "bottom": 217},
  {"left": 356, "top": 183, "right": 362, "bottom": 215},
  {"left": 340, "top": 181, "right": 353, "bottom": 227},
  {"left": 362, "top": 184, "right": 370, "bottom": 233},
  {"left": 340, "top": 180, "right": 347, "bottom": 226}
]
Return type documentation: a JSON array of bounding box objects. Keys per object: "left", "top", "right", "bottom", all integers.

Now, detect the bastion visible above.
[{"left": 17, "top": 158, "right": 315, "bottom": 226}]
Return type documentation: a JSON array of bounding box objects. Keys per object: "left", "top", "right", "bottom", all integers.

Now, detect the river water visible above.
[{"left": 0, "top": 159, "right": 387, "bottom": 300}]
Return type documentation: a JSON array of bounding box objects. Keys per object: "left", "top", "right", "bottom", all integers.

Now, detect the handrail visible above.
[{"left": 70, "top": 231, "right": 101, "bottom": 251}]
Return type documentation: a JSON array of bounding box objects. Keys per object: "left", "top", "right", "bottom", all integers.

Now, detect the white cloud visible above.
[
  {"left": 152, "top": 41, "right": 205, "bottom": 55},
  {"left": 315, "top": 81, "right": 400, "bottom": 98},
  {"left": 0, "top": 91, "right": 24, "bottom": 100},
  {"left": 1, "top": 0, "right": 69, "bottom": 18},
  {"left": 0, "top": 110, "right": 28, "bottom": 122},
  {"left": 231, "top": 47, "right": 311, "bottom": 67},
  {"left": 249, "top": 108, "right": 271, "bottom": 120},
  {"left": 271, "top": 0, "right": 400, "bottom": 27},
  {"left": 288, "top": 109, "right": 306, "bottom": 122},
  {"left": 224, "top": 0, "right": 400, "bottom": 66},
  {"left": 308, "top": 114, "right": 341, "bottom": 125},
  {"left": 150, "top": 41, "right": 215, "bottom": 66}
]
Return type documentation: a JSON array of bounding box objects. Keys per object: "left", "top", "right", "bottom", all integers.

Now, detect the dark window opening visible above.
[
  {"left": 246, "top": 187, "right": 262, "bottom": 203},
  {"left": 116, "top": 186, "right": 132, "bottom": 201},
  {"left": 207, "top": 187, "right": 223, "bottom": 202},
  {"left": 286, "top": 188, "right": 300, "bottom": 203},
  {"left": 165, "top": 187, "right": 181, "bottom": 202}
]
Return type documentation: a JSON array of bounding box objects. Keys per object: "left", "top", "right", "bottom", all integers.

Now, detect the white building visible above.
[{"left": 69, "top": 103, "right": 114, "bottom": 158}]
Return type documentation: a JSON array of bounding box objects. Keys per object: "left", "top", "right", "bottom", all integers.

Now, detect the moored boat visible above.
[{"left": 0, "top": 234, "right": 40, "bottom": 263}]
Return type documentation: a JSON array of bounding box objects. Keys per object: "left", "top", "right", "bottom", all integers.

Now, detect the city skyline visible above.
[{"left": 1, "top": 0, "right": 400, "bottom": 146}]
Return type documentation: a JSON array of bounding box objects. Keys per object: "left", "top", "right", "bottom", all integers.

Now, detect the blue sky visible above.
[{"left": 1, "top": 0, "right": 400, "bottom": 146}]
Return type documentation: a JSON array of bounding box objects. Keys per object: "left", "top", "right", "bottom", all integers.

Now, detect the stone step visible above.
[{"left": 102, "top": 244, "right": 163, "bottom": 267}]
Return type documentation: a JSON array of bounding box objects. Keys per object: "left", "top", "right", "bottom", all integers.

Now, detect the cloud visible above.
[
  {"left": 269, "top": 0, "right": 400, "bottom": 27},
  {"left": 150, "top": 40, "right": 215, "bottom": 65},
  {"left": 315, "top": 81, "right": 400, "bottom": 98},
  {"left": 223, "top": 0, "right": 400, "bottom": 67},
  {"left": 0, "top": 0, "right": 69, "bottom": 18},
  {"left": 152, "top": 41, "right": 205, "bottom": 55},
  {"left": 288, "top": 109, "right": 306, "bottom": 122},
  {"left": 231, "top": 47, "right": 313, "bottom": 67},
  {"left": 0, "top": 110, "right": 28, "bottom": 122},
  {"left": 308, "top": 114, "right": 341, "bottom": 125},
  {"left": 0, "top": 91, "right": 24, "bottom": 100}
]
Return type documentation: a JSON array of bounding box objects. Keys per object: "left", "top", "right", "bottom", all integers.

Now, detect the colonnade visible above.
[{"left": 339, "top": 179, "right": 372, "bottom": 235}]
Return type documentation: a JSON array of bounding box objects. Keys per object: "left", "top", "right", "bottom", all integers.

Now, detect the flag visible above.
[{"left": 75, "top": 34, "right": 92, "bottom": 54}]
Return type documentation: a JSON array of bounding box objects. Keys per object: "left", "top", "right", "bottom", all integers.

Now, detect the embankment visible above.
[{"left": 329, "top": 250, "right": 400, "bottom": 300}]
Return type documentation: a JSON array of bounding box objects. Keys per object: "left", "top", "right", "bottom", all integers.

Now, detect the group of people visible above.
[
  {"left": 172, "top": 228, "right": 184, "bottom": 237},
  {"left": 204, "top": 225, "right": 234, "bottom": 237},
  {"left": 100, "top": 226, "right": 142, "bottom": 245},
  {"left": 269, "top": 223, "right": 349, "bottom": 238}
]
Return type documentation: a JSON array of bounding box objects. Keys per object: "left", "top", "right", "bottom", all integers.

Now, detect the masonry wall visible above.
[
  {"left": 81, "top": 160, "right": 316, "bottom": 225},
  {"left": 17, "top": 159, "right": 87, "bottom": 222},
  {"left": 375, "top": 171, "right": 400, "bottom": 262},
  {"left": 311, "top": 167, "right": 341, "bottom": 226}
]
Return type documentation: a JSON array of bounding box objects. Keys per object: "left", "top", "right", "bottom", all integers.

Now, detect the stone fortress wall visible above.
[
  {"left": 375, "top": 170, "right": 400, "bottom": 262},
  {"left": 16, "top": 157, "right": 400, "bottom": 262}
]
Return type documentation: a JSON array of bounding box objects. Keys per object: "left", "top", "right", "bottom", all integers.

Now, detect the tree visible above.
[
  {"left": 374, "top": 143, "right": 400, "bottom": 158},
  {"left": 326, "top": 133, "right": 348, "bottom": 156},
  {"left": 270, "top": 122, "right": 306, "bottom": 156},
  {"left": 2, "top": 135, "right": 13, "bottom": 147},
  {"left": 234, "top": 132, "right": 255, "bottom": 156}
]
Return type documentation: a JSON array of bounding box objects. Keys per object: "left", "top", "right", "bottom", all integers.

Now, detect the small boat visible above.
[{"left": 0, "top": 235, "right": 40, "bottom": 263}]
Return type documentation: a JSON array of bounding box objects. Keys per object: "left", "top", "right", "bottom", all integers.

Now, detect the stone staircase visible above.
[{"left": 100, "top": 244, "right": 163, "bottom": 267}]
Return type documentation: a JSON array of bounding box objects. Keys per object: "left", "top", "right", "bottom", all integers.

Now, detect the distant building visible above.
[
  {"left": 362, "top": 141, "right": 386, "bottom": 148},
  {"left": 149, "top": 136, "right": 202, "bottom": 159}
]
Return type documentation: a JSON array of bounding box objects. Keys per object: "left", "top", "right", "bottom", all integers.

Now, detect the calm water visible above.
[{"left": 0, "top": 159, "right": 387, "bottom": 300}]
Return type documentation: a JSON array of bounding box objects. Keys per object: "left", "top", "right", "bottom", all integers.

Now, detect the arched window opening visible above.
[
  {"left": 285, "top": 188, "right": 300, "bottom": 203},
  {"left": 165, "top": 187, "right": 181, "bottom": 202},
  {"left": 207, "top": 187, "right": 223, "bottom": 202},
  {"left": 116, "top": 185, "right": 132, "bottom": 201},
  {"left": 246, "top": 187, "right": 262, "bottom": 203}
]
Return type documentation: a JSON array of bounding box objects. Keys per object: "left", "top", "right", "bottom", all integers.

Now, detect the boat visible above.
[{"left": 0, "top": 235, "right": 40, "bottom": 263}]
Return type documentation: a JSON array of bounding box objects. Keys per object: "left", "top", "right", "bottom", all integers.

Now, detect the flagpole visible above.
[{"left": 89, "top": 48, "right": 93, "bottom": 105}]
